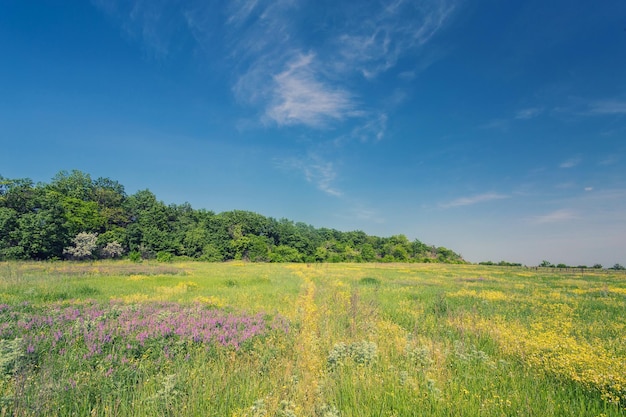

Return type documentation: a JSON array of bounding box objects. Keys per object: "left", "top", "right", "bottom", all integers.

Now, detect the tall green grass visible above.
[{"left": 0, "top": 261, "right": 624, "bottom": 416}]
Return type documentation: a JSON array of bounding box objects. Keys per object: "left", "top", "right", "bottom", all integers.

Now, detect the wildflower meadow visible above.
[{"left": 0, "top": 261, "right": 624, "bottom": 416}]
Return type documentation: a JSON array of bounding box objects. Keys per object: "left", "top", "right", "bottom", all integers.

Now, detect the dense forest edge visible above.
[{"left": 0, "top": 170, "right": 465, "bottom": 263}]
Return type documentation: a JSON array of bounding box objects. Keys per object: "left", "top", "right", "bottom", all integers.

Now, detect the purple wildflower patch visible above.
[{"left": 0, "top": 300, "right": 289, "bottom": 366}]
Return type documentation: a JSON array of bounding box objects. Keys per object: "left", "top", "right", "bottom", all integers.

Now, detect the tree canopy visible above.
[{"left": 0, "top": 171, "right": 465, "bottom": 263}]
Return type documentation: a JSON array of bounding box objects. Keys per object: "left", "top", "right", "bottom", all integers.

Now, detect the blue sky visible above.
[{"left": 1, "top": 0, "right": 625, "bottom": 266}]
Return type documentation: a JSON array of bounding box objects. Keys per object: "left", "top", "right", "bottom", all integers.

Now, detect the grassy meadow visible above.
[{"left": 0, "top": 261, "right": 625, "bottom": 416}]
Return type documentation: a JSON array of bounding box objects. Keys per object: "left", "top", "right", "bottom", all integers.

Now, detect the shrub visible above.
[
  {"left": 128, "top": 251, "right": 142, "bottom": 263},
  {"left": 327, "top": 341, "right": 378, "bottom": 369},
  {"left": 156, "top": 251, "right": 173, "bottom": 263},
  {"left": 199, "top": 244, "right": 223, "bottom": 262},
  {"left": 359, "top": 277, "right": 380, "bottom": 286},
  {"left": 100, "top": 241, "right": 124, "bottom": 259},
  {"left": 63, "top": 232, "right": 98, "bottom": 260}
]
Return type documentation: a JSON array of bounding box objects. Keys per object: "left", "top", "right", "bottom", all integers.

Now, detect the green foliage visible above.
[
  {"left": 128, "top": 251, "right": 142, "bottom": 263},
  {"left": 61, "top": 197, "right": 105, "bottom": 235},
  {"left": 0, "top": 338, "right": 26, "bottom": 379},
  {"left": 479, "top": 260, "right": 523, "bottom": 267},
  {"left": 156, "top": 251, "right": 174, "bottom": 263},
  {"left": 359, "top": 277, "right": 380, "bottom": 286},
  {"left": 269, "top": 245, "right": 303, "bottom": 263},
  {"left": 199, "top": 244, "right": 224, "bottom": 262},
  {"left": 0, "top": 171, "right": 467, "bottom": 264},
  {"left": 0, "top": 207, "right": 19, "bottom": 259}
]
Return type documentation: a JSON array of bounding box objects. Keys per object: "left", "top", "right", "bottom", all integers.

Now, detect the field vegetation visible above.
[{"left": 1, "top": 261, "right": 625, "bottom": 416}]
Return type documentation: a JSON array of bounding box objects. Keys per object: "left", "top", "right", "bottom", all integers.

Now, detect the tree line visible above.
[{"left": 0, "top": 170, "right": 465, "bottom": 263}]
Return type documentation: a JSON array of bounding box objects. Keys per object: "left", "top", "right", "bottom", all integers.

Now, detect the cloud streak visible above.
[
  {"left": 440, "top": 192, "right": 509, "bottom": 208},
  {"left": 515, "top": 107, "right": 542, "bottom": 120},
  {"left": 531, "top": 209, "right": 578, "bottom": 224},
  {"left": 336, "top": 0, "right": 458, "bottom": 79},
  {"left": 93, "top": 0, "right": 459, "bottom": 132},
  {"left": 559, "top": 157, "right": 581, "bottom": 168},
  {"left": 265, "top": 53, "right": 357, "bottom": 127},
  {"left": 226, "top": 0, "right": 459, "bottom": 129},
  {"left": 588, "top": 100, "right": 626, "bottom": 115},
  {"left": 277, "top": 154, "right": 343, "bottom": 197}
]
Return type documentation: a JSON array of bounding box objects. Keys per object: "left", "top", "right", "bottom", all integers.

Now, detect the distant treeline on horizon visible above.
[{"left": 0, "top": 170, "right": 465, "bottom": 263}]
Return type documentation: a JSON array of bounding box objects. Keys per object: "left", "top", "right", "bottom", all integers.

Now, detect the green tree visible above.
[
  {"left": 92, "top": 177, "right": 128, "bottom": 229},
  {"left": 0, "top": 177, "right": 37, "bottom": 213},
  {"left": 314, "top": 246, "right": 329, "bottom": 262},
  {"left": 124, "top": 189, "right": 173, "bottom": 254},
  {"left": 182, "top": 226, "right": 210, "bottom": 258},
  {"left": 0, "top": 207, "right": 20, "bottom": 259},
  {"left": 60, "top": 197, "right": 105, "bottom": 235},
  {"left": 0, "top": 171, "right": 472, "bottom": 264},
  {"left": 1, "top": 182, "right": 70, "bottom": 259},
  {"left": 49, "top": 170, "right": 94, "bottom": 201},
  {"left": 391, "top": 244, "right": 409, "bottom": 262},
  {"left": 269, "top": 245, "right": 303, "bottom": 262},
  {"left": 360, "top": 243, "right": 376, "bottom": 262},
  {"left": 200, "top": 244, "right": 224, "bottom": 262},
  {"left": 16, "top": 207, "right": 67, "bottom": 259},
  {"left": 230, "top": 235, "right": 270, "bottom": 262}
]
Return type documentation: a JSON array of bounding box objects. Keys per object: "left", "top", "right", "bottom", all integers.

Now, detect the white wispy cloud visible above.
[
  {"left": 277, "top": 154, "right": 343, "bottom": 197},
  {"left": 588, "top": 100, "right": 626, "bottom": 115},
  {"left": 335, "top": 0, "right": 458, "bottom": 79},
  {"left": 225, "top": 0, "right": 261, "bottom": 26},
  {"left": 553, "top": 98, "right": 626, "bottom": 118},
  {"left": 559, "top": 157, "right": 581, "bottom": 168},
  {"left": 440, "top": 192, "right": 509, "bottom": 208},
  {"left": 92, "top": 0, "right": 180, "bottom": 58},
  {"left": 228, "top": 0, "right": 458, "bottom": 128},
  {"left": 531, "top": 209, "right": 578, "bottom": 224},
  {"left": 480, "top": 118, "right": 509, "bottom": 131},
  {"left": 225, "top": 2, "right": 364, "bottom": 128},
  {"left": 94, "top": 0, "right": 459, "bottom": 130},
  {"left": 348, "top": 113, "right": 388, "bottom": 143},
  {"left": 352, "top": 207, "right": 383, "bottom": 222},
  {"left": 483, "top": 107, "right": 542, "bottom": 130},
  {"left": 515, "top": 107, "right": 542, "bottom": 120},
  {"left": 265, "top": 53, "right": 357, "bottom": 127},
  {"left": 599, "top": 155, "right": 619, "bottom": 166}
]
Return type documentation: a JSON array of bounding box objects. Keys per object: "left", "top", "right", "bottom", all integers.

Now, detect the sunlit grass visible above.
[{"left": 0, "top": 261, "right": 624, "bottom": 416}]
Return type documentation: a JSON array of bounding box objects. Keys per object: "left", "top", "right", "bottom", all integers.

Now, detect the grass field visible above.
[{"left": 0, "top": 261, "right": 625, "bottom": 416}]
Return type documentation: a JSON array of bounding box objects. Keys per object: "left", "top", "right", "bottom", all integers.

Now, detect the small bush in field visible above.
[
  {"left": 157, "top": 251, "right": 173, "bottom": 263},
  {"left": 63, "top": 232, "right": 98, "bottom": 260},
  {"left": 359, "top": 277, "right": 380, "bottom": 286},
  {"left": 128, "top": 250, "right": 142, "bottom": 263},
  {"left": 100, "top": 241, "right": 124, "bottom": 259},
  {"left": 327, "top": 340, "right": 377, "bottom": 369}
]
